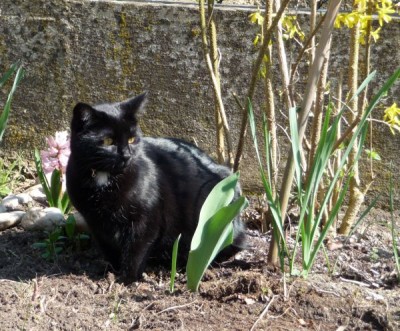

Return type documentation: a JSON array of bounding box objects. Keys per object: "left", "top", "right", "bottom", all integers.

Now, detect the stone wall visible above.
[{"left": 0, "top": 0, "right": 399, "bottom": 207}]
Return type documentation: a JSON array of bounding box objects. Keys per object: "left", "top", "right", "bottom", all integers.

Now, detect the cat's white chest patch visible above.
[{"left": 94, "top": 171, "right": 110, "bottom": 186}]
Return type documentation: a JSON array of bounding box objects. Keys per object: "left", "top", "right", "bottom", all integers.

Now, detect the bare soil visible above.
[
  {"left": 1, "top": 201, "right": 399, "bottom": 330},
  {"left": 0, "top": 2, "right": 398, "bottom": 328}
]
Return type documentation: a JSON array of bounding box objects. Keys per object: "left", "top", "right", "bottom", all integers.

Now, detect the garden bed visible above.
[{"left": 1, "top": 201, "right": 398, "bottom": 330}]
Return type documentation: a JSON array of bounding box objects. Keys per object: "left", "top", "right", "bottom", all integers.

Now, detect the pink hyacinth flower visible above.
[{"left": 40, "top": 131, "right": 71, "bottom": 175}]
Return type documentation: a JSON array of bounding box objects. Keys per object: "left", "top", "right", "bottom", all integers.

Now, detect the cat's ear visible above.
[
  {"left": 120, "top": 92, "right": 148, "bottom": 119},
  {"left": 71, "top": 102, "right": 95, "bottom": 132}
]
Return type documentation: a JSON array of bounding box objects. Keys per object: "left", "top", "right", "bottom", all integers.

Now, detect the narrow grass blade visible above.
[
  {"left": 61, "top": 192, "right": 71, "bottom": 214},
  {"left": 247, "top": 99, "right": 287, "bottom": 254},
  {"left": 170, "top": 234, "right": 182, "bottom": 293},
  {"left": 0, "top": 63, "right": 18, "bottom": 87},
  {"left": 0, "top": 65, "right": 24, "bottom": 142},
  {"left": 288, "top": 106, "right": 302, "bottom": 195},
  {"left": 34, "top": 149, "right": 52, "bottom": 204},
  {"left": 389, "top": 170, "right": 400, "bottom": 283}
]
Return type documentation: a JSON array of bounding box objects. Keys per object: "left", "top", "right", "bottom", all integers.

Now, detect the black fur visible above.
[{"left": 66, "top": 92, "right": 246, "bottom": 282}]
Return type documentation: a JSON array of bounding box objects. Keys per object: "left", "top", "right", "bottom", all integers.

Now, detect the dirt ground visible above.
[
  {"left": 1, "top": 200, "right": 399, "bottom": 331},
  {"left": 1, "top": 1, "right": 399, "bottom": 330}
]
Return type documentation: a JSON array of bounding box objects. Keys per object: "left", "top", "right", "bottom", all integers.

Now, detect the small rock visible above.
[
  {"left": 16, "top": 193, "right": 33, "bottom": 204},
  {"left": 1, "top": 195, "right": 20, "bottom": 210},
  {"left": 28, "top": 184, "right": 47, "bottom": 203},
  {"left": 0, "top": 211, "right": 26, "bottom": 231},
  {"left": 20, "top": 207, "right": 65, "bottom": 232},
  {"left": 0, "top": 204, "right": 6, "bottom": 213},
  {"left": 1, "top": 193, "right": 33, "bottom": 211}
]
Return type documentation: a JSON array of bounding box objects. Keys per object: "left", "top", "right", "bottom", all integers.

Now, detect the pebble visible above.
[
  {"left": 0, "top": 211, "right": 26, "bottom": 231},
  {"left": 27, "top": 184, "right": 47, "bottom": 203},
  {"left": 1, "top": 195, "right": 21, "bottom": 210},
  {"left": 1, "top": 193, "right": 33, "bottom": 210},
  {"left": 0, "top": 184, "right": 70, "bottom": 232},
  {"left": 20, "top": 207, "right": 65, "bottom": 232}
]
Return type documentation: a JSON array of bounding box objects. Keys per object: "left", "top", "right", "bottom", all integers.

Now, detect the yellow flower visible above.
[
  {"left": 370, "top": 27, "right": 381, "bottom": 42},
  {"left": 383, "top": 103, "right": 400, "bottom": 134},
  {"left": 376, "top": 2, "right": 395, "bottom": 26},
  {"left": 343, "top": 12, "right": 361, "bottom": 28},
  {"left": 282, "top": 15, "right": 305, "bottom": 40},
  {"left": 354, "top": 0, "right": 368, "bottom": 10},
  {"left": 249, "top": 11, "right": 264, "bottom": 26}
]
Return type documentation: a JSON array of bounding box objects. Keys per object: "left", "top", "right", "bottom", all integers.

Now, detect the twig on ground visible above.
[
  {"left": 311, "top": 284, "right": 341, "bottom": 297},
  {"left": 250, "top": 294, "right": 278, "bottom": 331},
  {"left": 157, "top": 300, "right": 198, "bottom": 314},
  {"left": 339, "top": 277, "right": 370, "bottom": 287}
]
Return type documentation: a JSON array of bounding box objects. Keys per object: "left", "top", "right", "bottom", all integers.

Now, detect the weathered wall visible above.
[{"left": 0, "top": 0, "right": 399, "bottom": 207}]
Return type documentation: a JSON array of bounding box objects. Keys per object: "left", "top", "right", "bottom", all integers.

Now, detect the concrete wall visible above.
[{"left": 0, "top": 0, "right": 399, "bottom": 207}]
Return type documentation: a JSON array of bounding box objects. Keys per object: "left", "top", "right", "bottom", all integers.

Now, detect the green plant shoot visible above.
[
  {"left": 34, "top": 149, "right": 71, "bottom": 214},
  {"left": 170, "top": 233, "right": 181, "bottom": 293},
  {"left": 0, "top": 63, "right": 24, "bottom": 143},
  {"left": 186, "top": 172, "right": 248, "bottom": 292}
]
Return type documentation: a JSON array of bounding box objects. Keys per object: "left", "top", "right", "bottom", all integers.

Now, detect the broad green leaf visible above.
[
  {"left": 187, "top": 196, "right": 248, "bottom": 292},
  {"left": 65, "top": 214, "right": 76, "bottom": 239},
  {"left": 192, "top": 172, "right": 239, "bottom": 251},
  {"left": 50, "top": 169, "right": 62, "bottom": 209}
]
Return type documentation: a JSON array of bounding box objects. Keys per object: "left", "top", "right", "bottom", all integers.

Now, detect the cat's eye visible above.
[
  {"left": 128, "top": 137, "right": 135, "bottom": 144},
  {"left": 103, "top": 137, "right": 113, "bottom": 146}
]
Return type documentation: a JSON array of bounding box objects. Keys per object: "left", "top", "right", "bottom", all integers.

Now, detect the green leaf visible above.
[
  {"left": 0, "top": 64, "right": 24, "bottom": 142},
  {"left": 192, "top": 172, "right": 239, "bottom": 251},
  {"left": 187, "top": 196, "right": 248, "bottom": 292},
  {"left": 50, "top": 169, "right": 63, "bottom": 209},
  {"left": 247, "top": 99, "right": 287, "bottom": 256},
  {"left": 32, "top": 242, "right": 47, "bottom": 249},
  {"left": 170, "top": 234, "right": 181, "bottom": 293},
  {"left": 365, "top": 149, "right": 381, "bottom": 161},
  {"left": 34, "top": 149, "right": 52, "bottom": 204},
  {"left": 60, "top": 191, "right": 71, "bottom": 214},
  {"left": 65, "top": 214, "right": 76, "bottom": 239}
]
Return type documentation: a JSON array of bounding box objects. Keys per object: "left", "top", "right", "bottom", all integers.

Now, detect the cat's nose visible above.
[{"left": 119, "top": 151, "right": 131, "bottom": 163}]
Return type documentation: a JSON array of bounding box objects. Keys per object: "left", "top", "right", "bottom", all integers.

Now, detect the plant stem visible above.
[
  {"left": 234, "top": 0, "right": 291, "bottom": 172},
  {"left": 199, "top": 0, "right": 233, "bottom": 167},
  {"left": 269, "top": 0, "right": 342, "bottom": 265},
  {"left": 208, "top": 2, "right": 225, "bottom": 164},
  {"left": 274, "top": 0, "right": 293, "bottom": 111},
  {"left": 339, "top": 1, "right": 363, "bottom": 235}
]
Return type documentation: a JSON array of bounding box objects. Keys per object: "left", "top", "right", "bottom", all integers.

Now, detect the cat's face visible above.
[{"left": 69, "top": 92, "right": 147, "bottom": 174}]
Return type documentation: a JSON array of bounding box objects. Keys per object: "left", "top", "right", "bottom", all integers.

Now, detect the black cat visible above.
[{"left": 66, "top": 92, "right": 246, "bottom": 282}]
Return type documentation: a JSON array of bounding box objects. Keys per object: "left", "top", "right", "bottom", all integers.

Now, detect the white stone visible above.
[
  {"left": 15, "top": 193, "right": 33, "bottom": 204},
  {"left": 1, "top": 193, "right": 34, "bottom": 211},
  {"left": 0, "top": 211, "right": 26, "bottom": 231},
  {"left": 1, "top": 195, "right": 20, "bottom": 210},
  {"left": 20, "top": 207, "right": 65, "bottom": 232},
  {"left": 27, "top": 184, "right": 47, "bottom": 203}
]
